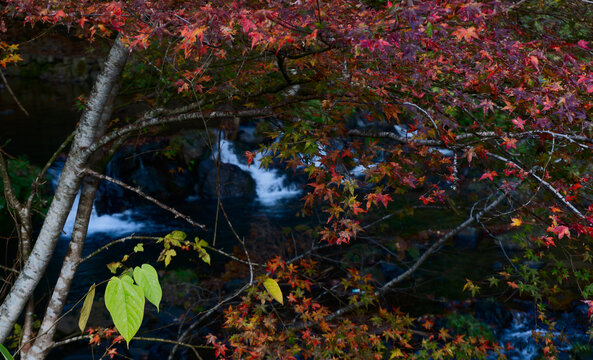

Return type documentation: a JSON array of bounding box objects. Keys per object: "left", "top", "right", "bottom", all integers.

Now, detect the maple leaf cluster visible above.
[{"left": 4, "top": 0, "right": 593, "bottom": 357}]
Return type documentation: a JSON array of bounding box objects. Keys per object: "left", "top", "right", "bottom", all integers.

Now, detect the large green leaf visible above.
[
  {"left": 105, "top": 275, "right": 145, "bottom": 347},
  {"left": 78, "top": 284, "right": 95, "bottom": 332},
  {"left": 0, "top": 344, "right": 13, "bottom": 360},
  {"left": 263, "top": 278, "right": 283, "bottom": 305},
  {"left": 133, "top": 264, "right": 162, "bottom": 311}
]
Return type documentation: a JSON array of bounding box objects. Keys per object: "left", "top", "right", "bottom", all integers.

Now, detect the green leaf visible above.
[
  {"left": 165, "top": 231, "right": 186, "bottom": 247},
  {"left": 133, "top": 243, "right": 144, "bottom": 252},
  {"left": 425, "top": 22, "right": 433, "bottom": 38},
  {"left": 163, "top": 249, "right": 176, "bottom": 267},
  {"left": 263, "top": 278, "right": 283, "bottom": 305},
  {"left": 407, "top": 246, "right": 420, "bottom": 260},
  {"left": 194, "top": 239, "right": 211, "bottom": 265},
  {"left": 133, "top": 264, "right": 162, "bottom": 311},
  {"left": 107, "top": 262, "right": 122, "bottom": 274},
  {"left": 0, "top": 344, "right": 13, "bottom": 360},
  {"left": 105, "top": 275, "right": 145, "bottom": 347},
  {"left": 198, "top": 248, "right": 211, "bottom": 265},
  {"left": 487, "top": 277, "right": 500, "bottom": 287},
  {"left": 583, "top": 283, "right": 593, "bottom": 298},
  {"left": 78, "top": 284, "right": 95, "bottom": 332}
]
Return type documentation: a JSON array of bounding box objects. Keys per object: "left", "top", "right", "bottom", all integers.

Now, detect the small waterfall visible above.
[
  {"left": 62, "top": 194, "right": 143, "bottom": 237},
  {"left": 48, "top": 163, "right": 145, "bottom": 237},
  {"left": 492, "top": 310, "right": 587, "bottom": 360},
  {"left": 215, "top": 139, "right": 301, "bottom": 206}
]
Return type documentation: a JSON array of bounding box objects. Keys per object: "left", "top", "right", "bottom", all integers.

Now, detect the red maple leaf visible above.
[
  {"left": 549, "top": 225, "right": 571, "bottom": 239},
  {"left": 511, "top": 117, "right": 525, "bottom": 130},
  {"left": 419, "top": 195, "right": 435, "bottom": 205},
  {"left": 480, "top": 170, "right": 498, "bottom": 181},
  {"left": 542, "top": 236, "right": 556, "bottom": 248},
  {"left": 501, "top": 137, "right": 518, "bottom": 151},
  {"left": 578, "top": 40, "right": 590, "bottom": 50},
  {"left": 107, "top": 348, "right": 118, "bottom": 359},
  {"left": 244, "top": 151, "right": 254, "bottom": 167}
]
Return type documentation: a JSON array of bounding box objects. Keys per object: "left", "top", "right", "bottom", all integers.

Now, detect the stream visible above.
[{"left": 1, "top": 79, "right": 592, "bottom": 359}]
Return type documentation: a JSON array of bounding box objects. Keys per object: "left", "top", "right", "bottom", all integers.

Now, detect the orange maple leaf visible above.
[
  {"left": 510, "top": 217, "right": 522, "bottom": 227},
  {"left": 453, "top": 26, "right": 479, "bottom": 42}
]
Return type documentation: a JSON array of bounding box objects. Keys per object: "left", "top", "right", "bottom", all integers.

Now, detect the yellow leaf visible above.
[
  {"left": 510, "top": 217, "right": 522, "bottom": 227},
  {"left": 78, "top": 284, "right": 95, "bottom": 332},
  {"left": 263, "top": 278, "right": 283, "bottom": 304},
  {"left": 389, "top": 348, "right": 404, "bottom": 358}
]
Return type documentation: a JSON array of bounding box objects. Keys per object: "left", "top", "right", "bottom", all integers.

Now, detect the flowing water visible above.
[
  {"left": 44, "top": 138, "right": 304, "bottom": 309},
  {"left": 3, "top": 79, "right": 592, "bottom": 359},
  {"left": 214, "top": 138, "right": 302, "bottom": 205}
]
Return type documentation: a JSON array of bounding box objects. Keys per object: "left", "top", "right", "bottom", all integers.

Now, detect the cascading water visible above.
[
  {"left": 47, "top": 163, "right": 145, "bottom": 237},
  {"left": 489, "top": 308, "right": 590, "bottom": 360},
  {"left": 214, "top": 138, "right": 302, "bottom": 206}
]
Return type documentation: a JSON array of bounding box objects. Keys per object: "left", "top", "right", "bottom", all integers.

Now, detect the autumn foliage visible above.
[{"left": 3, "top": 0, "right": 593, "bottom": 358}]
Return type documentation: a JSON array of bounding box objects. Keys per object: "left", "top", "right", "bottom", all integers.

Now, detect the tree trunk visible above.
[
  {"left": 22, "top": 176, "right": 100, "bottom": 360},
  {"left": 0, "top": 35, "right": 128, "bottom": 344},
  {"left": 22, "top": 81, "right": 122, "bottom": 360}
]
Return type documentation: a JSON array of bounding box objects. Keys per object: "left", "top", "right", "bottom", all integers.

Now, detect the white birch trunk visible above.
[
  {"left": 22, "top": 82, "right": 121, "bottom": 360},
  {"left": 0, "top": 36, "right": 128, "bottom": 344}
]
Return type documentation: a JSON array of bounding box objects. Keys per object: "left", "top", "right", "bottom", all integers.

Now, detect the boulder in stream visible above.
[{"left": 199, "top": 159, "right": 256, "bottom": 199}]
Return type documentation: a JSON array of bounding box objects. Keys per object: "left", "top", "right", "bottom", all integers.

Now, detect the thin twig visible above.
[
  {"left": 0, "top": 264, "right": 18, "bottom": 274},
  {"left": 78, "top": 235, "right": 157, "bottom": 264},
  {"left": 27, "top": 131, "right": 76, "bottom": 209},
  {"left": 0, "top": 69, "right": 29, "bottom": 116},
  {"left": 327, "top": 188, "right": 511, "bottom": 320},
  {"left": 82, "top": 168, "right": 206, "bottom": 230}
]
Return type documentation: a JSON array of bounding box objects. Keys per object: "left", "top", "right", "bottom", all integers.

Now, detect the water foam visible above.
[
  {"left": 215, "top": 139, "right": 301, "bottom": 206},
  {"left": 48, "top": 164, "right": 145, "bottom": 237}
]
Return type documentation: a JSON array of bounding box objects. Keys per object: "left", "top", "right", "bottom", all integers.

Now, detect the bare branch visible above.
[
  {"left": 0, "top": 69, "right": 29, "bottom": 116},
  {"left": 327, "top": 187, "right": 511, "bottom": 320},
  {"left": 487, "top": 152, "right": 586, "bottom": 219},
  {"left": 27, "top": 131, "right": 76, "bottom": 210},
  {"left": 82, "top": 168, "right": 206, "bottom": 230},
  {"left": 0, "top": 150, "right": 25, "bottom": 216},
  {"left": 347, "top": 129, "right": 593, "bottom": 148}
]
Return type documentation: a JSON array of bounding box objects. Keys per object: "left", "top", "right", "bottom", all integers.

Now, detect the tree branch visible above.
[
  {"left": 487, "top": 152, "right": 585, "bottom": 219},
  {"left": 0, "top": 69, "right": 29, "bottom": 116},
  {"left": 82, "top": 168, "right": 206, "bottom": 230},
  {"left": 327, "top": 188, "right": 511, "bottom": 320}
]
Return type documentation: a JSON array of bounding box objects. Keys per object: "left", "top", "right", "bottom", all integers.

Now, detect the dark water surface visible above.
[{"left": 2, "top": 77, "right": 592, "bottom": 360}]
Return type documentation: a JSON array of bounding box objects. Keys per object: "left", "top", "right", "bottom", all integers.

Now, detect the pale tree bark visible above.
[
  {"left": 22, "top": 82, "right": 122, "bottom": 360},
  {"left": 0, "top": 35, "right": 129, "bottom": 344},
  {"left": 22, "top": 177, "right": 100, "bottom": 360},
  {"left": 0, "top": 145, "right": 34, "bottom": 349}
]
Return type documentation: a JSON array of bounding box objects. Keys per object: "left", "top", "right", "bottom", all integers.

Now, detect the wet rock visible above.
[
  {"left": 225, "top": 278, "right": 248, "bottom": 292},
  {"left": 572, "top": 300, "right": 591, "bottom": 320},
  {"left": 236, "top": 124, "right": 265, "bottom": 146},
  {"left": 473, "top": 298, "right": 512, "bottom": 330},
  {"left": 370, "top": 261, "right": 407, "bottom": 284},
  {"left": 177, "top": 130, "right": 211, "bottom": 167},
  {"left": 524, "top": 261, "right": 545, "bottom": 270},
  {"left": 453, "top": 227, "right": 481, "bottom": 249},
  {"left": 199, "top": 161, "right": 256, "bottom": 199},
  {"left": 492, "top": 261, "right": 503, "bottom": 271},
  {"left": 496, "top": 229, "right": 541, "bottom": 251},
  {"left": 377, "top": 261, "right": 404, "bottom": 283},
  {"left": 128, "top": 347, "right": 150, "bottom": 360},
  {"left": 130, "top": 166, "right": 169, "bottom": 199},
  {"left": 71, "top": 57, "right": 89, "bottom": 79}
]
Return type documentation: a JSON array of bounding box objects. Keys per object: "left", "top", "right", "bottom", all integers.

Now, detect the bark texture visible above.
[
  {"left": 0, "top": 36, "right": 128, "bottom": 344},
  {"left": 22, "top": 177, "right": 100, "bottom": 360},
  {"left": 22, "top": 82, "right": 122, "bottom": 360}
]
